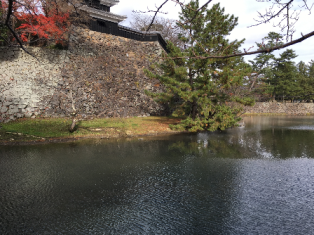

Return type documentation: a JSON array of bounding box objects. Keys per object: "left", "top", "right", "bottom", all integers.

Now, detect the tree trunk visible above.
[
  {"left": 69, "top": 118, "right": 76, "bottom": 133},
  {"left": 249, "top": 76, "right": 257, "bottom": 92},
  {"left": 27, "top": 33, "right": 31, "bottom": 46},
  {"left": 69, "top": 89, "right": 77, "bottom": 133},
  {"left": 272, "top": 92, "right": 276, "bottom": 102},
  {"left": 192, "top": 100, "right": 197, "bottom": 120},
  {"left": 189, "top": 68, "right": 197, "bottom": 120}
]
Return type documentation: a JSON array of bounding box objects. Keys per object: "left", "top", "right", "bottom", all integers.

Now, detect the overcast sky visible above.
[{"left": 113, "top": 0, "right": 314, "bottom": 64}]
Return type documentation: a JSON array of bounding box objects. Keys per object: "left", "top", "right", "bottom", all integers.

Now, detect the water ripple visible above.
[{"left": 1, "top": 116, "right": 314, "bottom": 234}]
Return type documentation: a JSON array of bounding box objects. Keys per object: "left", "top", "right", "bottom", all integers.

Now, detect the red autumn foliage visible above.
[
  {"left": 17, "top": 12, "right": 70, "bottom": 44},
  {"left": 1, "top": 0, "right": 70, "bottom": 44}
]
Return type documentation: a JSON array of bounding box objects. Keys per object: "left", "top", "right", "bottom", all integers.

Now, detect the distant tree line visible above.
[{"left": 249, "top": 32, "right": 314, "bottom": 103}]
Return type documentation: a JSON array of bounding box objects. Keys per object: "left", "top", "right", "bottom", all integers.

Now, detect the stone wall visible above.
[
  {"left": 0, "top": 27, "right": 166, "bottom": 122},
  {"left": 244, "top": 101, "right": 314, "bottom": 115}
]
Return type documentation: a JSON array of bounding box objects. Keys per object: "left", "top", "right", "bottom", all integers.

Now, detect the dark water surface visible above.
[{"left": 1, "top": 116, "right": 314, "bottom": 234}]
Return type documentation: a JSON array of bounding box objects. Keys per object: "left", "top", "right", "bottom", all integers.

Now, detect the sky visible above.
[{"left": 112, "top": 0, "right": 314, "bottom": 64}]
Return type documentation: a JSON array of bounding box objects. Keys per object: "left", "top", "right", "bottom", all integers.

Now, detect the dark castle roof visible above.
[{"left": 81, "top": 0, "right": 168, "bottom": 52}]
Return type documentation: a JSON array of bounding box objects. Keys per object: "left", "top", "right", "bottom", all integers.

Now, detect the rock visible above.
[
  {"left": 0, "top": 107, "right": 8, "bottom": 113},
  {"left": 0, "top": 28, "right": 168, "bottom": 122}
]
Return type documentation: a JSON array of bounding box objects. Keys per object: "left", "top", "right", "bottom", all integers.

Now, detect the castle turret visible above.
[
  {"left": 81, "top": 0, "right": 127, "bottom": 23},
  {"left": 80, "top": 0, "right": 168, "bottom": 52}
]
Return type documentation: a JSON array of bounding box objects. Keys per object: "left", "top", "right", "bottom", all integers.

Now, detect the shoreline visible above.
[
  {"left": 243, "top": 113, "right": 314, "bottom": 116},
  {"left": 0, "top": 116, "right": 184, "bottom": 146},
  {"left": 1, "top": 114, "right": 313, "bottom": 146},
  {"left": 0, "top": 130, "right": 187, "bottom": 146}
]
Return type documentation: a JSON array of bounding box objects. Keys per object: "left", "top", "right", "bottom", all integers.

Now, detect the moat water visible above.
[{"left": 1, "top": 116, "right": 314, "bottom": 234}]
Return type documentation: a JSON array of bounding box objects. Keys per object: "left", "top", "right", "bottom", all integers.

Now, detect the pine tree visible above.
[
  {"left": 308, "top": 60, "right": 314, "bottom": 99},
  {"left": 250, "top": 32, "right": 303, "bottom": 102},
  {"left": 249, "top": 32, "right": 284, "bottom": 101},
  {"left": 145, "top": 1, "right": 254, "bottom": 132},
  {"left": 270, "top": 49, "right": 299, "bottom": 101},
  {"left": 298, "top": 61, "right": 314, "bottom": 101},
  {"left": 308, "top": 60, "right": 314, "bottom": 78},
  {"left": 307, "top": 61, "right": 314, "bottom": 101},
  {"left": 297, "top": 61, "right": 309, "bottom": 100}
]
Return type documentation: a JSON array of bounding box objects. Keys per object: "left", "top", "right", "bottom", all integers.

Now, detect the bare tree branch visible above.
[
  {"left": 250, "top": 0, "right": 312, "bottom": 41},
  {"left": 251, "top": 0, "right": 294, "bottom": 27},
  {"left": 4, "top": 0, "right": 38, "bottom": 59},
  {"left": 138, "top": 0, "right": 314, "bottom": 59},
  {"left": 144, "top": 0, "right": 215, "bottom": 33},
  {"left": 168, "top": 29, "right": 314, "bottom": 59},
  {"left": 146, "top": 0, "right": 168, "bottom": 32}
]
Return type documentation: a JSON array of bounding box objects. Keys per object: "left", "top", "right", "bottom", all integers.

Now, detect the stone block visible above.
[
  {"left": 0, "top": 106, "right": 8, "bottom": 113},
  {"left": 16, "top": 113, "right": 24, "bottom": 118},
  {"left": 25, "top": 107, "right": 35, "bottom": 112},
  {"left": 12, "top": 98, "right": 20, "bottom": 103},
  {"left": 3, "top": 102, "right": 13, "bottom": 106},
  {"left": 29, "top": 103, "right": 39, "bottom": 108},
  {"left": 8, "top": 107, "right": 19, "bottom": 114}
]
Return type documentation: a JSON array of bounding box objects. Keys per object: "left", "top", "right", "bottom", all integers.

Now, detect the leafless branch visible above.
[
  {"left": 251, "top": 0, "right": 294, "bottom": 27},
  {"left": 4, "top": 0, "right": 38, "bottom": 59},
  {"left": 250, "top": 0, "right": 312, "bottom": 41},
  {"left": 165, "top": 29, "right": 314, "bottom": 59},
  {"left": 146, "top": 0, "right": 168, "bottom": 32},
  {"left": 143, "top": 0, "right": 215, "bottom": 34}
]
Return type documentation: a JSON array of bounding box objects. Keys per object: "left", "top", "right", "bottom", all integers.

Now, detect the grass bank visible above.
[
  {"left": 243, "top": 113, "right": 314, "bottom": 116},
  {"left": 243, "top": 113, "right": 288, "bottom": 116},
  {"left": 0, "top": 116, "right": 182, "bottom": 145}
]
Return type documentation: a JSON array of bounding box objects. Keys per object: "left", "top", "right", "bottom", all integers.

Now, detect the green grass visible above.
[
  {"left": 82, "top": 118, "right": 128, "bottom": 129},
  {"left": 243, "top": 112, "right": 314, "bottom": 116},
  {"left": 2, "top": 118, "right": 73, "bottom": 138},
  {"left": 0, "top": 116, "right": 181, "bottom": 142},
  {"left": 243, "top": 113, "right": 288, "bottom": 116},
  {"left": 132, "top": 123, "right": 139, "bottom": 128}
]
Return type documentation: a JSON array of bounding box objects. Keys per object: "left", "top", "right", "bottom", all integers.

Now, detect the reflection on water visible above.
[
  {"left": 170, "top": 116, "right": 314, "bottom": 159},
  {"left": 0, "top": 116, "right": 314, "bottom": 234}
]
